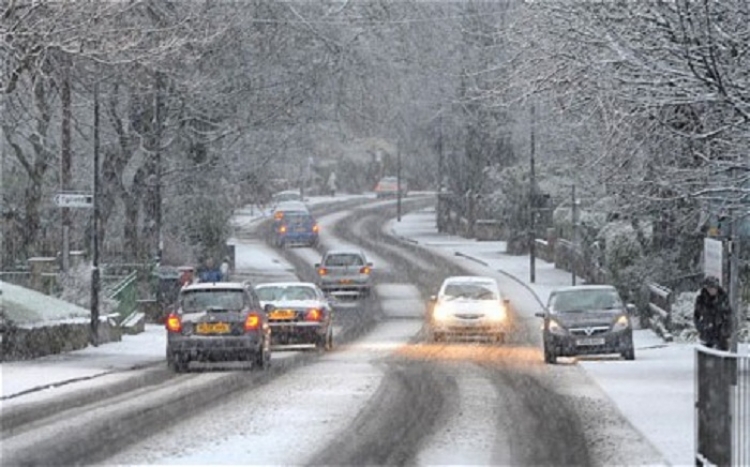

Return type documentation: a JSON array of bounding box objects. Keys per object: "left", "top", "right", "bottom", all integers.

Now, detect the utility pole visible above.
[
  {"left": 729, "top": 207, "right": 740, "bottom": 353},
  {"left": 90, "top": 82, "right": 101, "bottom": 346},
  {"left": 572, "top": 184, "right": 578, "bottom": 286},
  {"left": 397, "top": 145, "right": 402, "bottom": 222},
  {"left": 437, "top": 114, "right": 444, "bottom": 231},
  {"left": 153, "top": 73, "right": 163, "bottom": 263},
  {"left": 60, "top": 55, "right": 72, "bottom": 271},
  {"left": 529, "top": 102, "right": 536, "bottom": 283}
]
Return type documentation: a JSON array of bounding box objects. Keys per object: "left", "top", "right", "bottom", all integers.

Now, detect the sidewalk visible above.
[{"left": 387, "top": 207, "right": 705, "bottom": 467}]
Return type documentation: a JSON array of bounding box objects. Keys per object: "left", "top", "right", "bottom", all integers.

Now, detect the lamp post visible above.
[
  {"left": 529, "top": 102, "right": 536, "bottom": 283},
  {"left": 90, "top": 82, "right": 101, "bottom": 346},
  {"left": 397, "top": 146, "right": 402, "bottom": 222}
]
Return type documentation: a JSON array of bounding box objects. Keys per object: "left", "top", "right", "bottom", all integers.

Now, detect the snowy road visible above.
[{"left": 6, "top": 197, "right": 665, "bottom": 466}]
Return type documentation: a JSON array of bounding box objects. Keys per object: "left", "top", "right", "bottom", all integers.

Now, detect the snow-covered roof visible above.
[
  {"left": 255, "top": 282, "right": 317, "bottom": 289},
  {"left": 551, "top": 284, "right": 617, "bottom": 293},
  {"left": 182, "top": 282, "right": 248, "bottom": 291},
  {"left": 442, "top": 276, "right": 497, "bottom": 285}
]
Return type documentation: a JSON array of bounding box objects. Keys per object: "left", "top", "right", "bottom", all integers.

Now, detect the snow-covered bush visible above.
[
  {"left": 598, "top": 221, "right": 644, "bottom": 270},
  {"left": 58, "top": 262, "right": 117, "bottom": 315},
  {"left": 670, "top": 290, "right": 700, "bottom": 342}
]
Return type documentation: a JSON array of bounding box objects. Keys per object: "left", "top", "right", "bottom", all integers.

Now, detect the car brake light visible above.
[
  {"left": 244, "top": 312, "right": 261, "bottom": 331},
  {"left": 312, "top": 224, "right": 319, "bottom": 233},
  {"left": 279, "top": 225, "right": 287, "bottom": 233},
  {"left": 305, "top": 308, "right": 322, "bottom": 321},
  {"left": 166, "top": 313, "right": 182, "bottom": 333},
  {"left": 274, "top": 212, "right": 284, "bottom": 220},
  {"left": 318, "top": 267, "right": 327, "bottom": 275},
  {"left": 360, "top": 266, "right": 371, "bottom": 274}
]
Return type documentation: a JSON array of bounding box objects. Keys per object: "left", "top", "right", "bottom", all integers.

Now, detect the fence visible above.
[
  {"left": 646, "top": 282, "right": 674, "bottom": 342},
  {"left": 695, "top": 347, "right": 750, "bottom": 466}
]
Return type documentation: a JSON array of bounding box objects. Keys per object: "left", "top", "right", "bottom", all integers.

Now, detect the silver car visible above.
[
  {"left": 315, "top": 249, "right": 373, "bottom": 299},
  {"left": 255, "top": 282, "right": 334, "bottom": 350},
  {"left": 427, "top": 276, "right": 510, "bottom": 343},
  {"left": 165, "top": 282, "right": 271, "bottom": 372},
  {"left": 535, "top": 285, "right": 636, "bottom": 363}
]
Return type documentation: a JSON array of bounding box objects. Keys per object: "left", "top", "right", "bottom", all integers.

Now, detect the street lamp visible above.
[{"left": 397, "top": 146, "right": 402, "bottom": 222}]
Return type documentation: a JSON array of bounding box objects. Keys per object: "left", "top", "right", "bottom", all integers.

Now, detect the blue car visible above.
[{"left": 272, "top": 210, "right": 319, "bottom": 248}]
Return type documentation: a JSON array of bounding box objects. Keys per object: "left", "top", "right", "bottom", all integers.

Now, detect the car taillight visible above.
[
  {"left": 279, "top": 225, "right": 287, "bottom": 233},
  {"left": 318, "top": 267, "right": 327, "bottom": 276},
  {"left": 166, "top": 313, "right": 182, "bottom": 333},
  {"left": 360, "top": 266, "right": 371, "bottom": 274},
  {"left": 274, "top": 212, "right": 284, "bottom": 220},
  {"left": 305, "top": 308, "right": 323, "bottom": 321},
  {"left": 244, "top": 312, "right": 261, "bottom": 331},
  {"left": 312, "top": 224, "right": 319, "bottom": 233}
]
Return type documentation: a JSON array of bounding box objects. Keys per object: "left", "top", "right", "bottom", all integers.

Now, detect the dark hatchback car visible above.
[
  {"left": 165, "top": 282, "right": 271, "bottom": 372},
  {"left": 535, "top": 285, "right": 636, "bottom": 363}
]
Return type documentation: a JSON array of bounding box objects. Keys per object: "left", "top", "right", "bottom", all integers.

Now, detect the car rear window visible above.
[
  {"left": 550, "top": 289, "right": 622, "bottom": 313},
  {"left": 324, "top": 254, "right": 364, "bottom": 266},
  {"left": 180, "top": 289, "right": 245, "bottom": 312},
  {"left": 256, "top": 285, "right": 317, "bottom": 301}
]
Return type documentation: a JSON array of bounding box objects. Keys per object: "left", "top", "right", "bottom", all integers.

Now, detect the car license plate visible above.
[
  {"left": 269, "top": 309, "right": 296, "bottom": 320},
  {"left": 339, "top": 279, "right": 352, "bottom": 284},
  {"left": 296, "top": 227, "right": 306, "bottom": 232},
  {"left": 576, "top": 337, "right": 605, "bottom": 346},
  {"left": 196, "top": 322, "right": 230, "bottom": 334}
]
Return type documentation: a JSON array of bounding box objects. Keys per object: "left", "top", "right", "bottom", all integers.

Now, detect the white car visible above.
[
  {"left": 427, "top": 276, "right": 510, "bottom": 343},
  {"left": 254, "top": 282, "right": 334, "bottom": 350}
]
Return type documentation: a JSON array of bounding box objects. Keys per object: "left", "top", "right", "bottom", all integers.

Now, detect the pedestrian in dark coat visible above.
[
  {"left": 693, "top": 276, "right": 733, "bottom": 351},
  {"left": 197, "top": 257, "right": 223, "bottom": 283}
]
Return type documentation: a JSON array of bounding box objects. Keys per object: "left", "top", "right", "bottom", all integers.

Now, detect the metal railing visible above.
[
  {"left": 695, "top": 347, "right": 750, "bottom": 466},
  {"left": 647, "top": 282, "right": 674, "bottom": 342},
  {"left": 105, "top": 270, "right": 139, "bottom": 324}
]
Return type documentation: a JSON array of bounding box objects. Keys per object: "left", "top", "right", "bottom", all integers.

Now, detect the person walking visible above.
[
  {"left": 198, "top": 257, "right": 223, "bottom": 283},
  {"left": 693, "top": 276, "right": 733, "bottom": 351}
]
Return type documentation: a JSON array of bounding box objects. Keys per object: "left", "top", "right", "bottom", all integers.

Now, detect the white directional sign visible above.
[
  {"left": 704, "top": 237, "right": 724, "bottom": 286},
  {"left": 54, "top": 193, "right": 93, "bottom": 208}
]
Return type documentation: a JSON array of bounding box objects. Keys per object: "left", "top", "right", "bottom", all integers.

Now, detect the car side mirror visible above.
[
  {"left": 626, "top": 303, "right": 637, "bottom": 315},
  {"left": 367, "top": 262, "right": 373, "bottom": 268},
  {"left": 534, "top": 312, "right": 546, "bottom": 319},
  {"left": 264, "top": 304, "right": 275, "bottom": 313},
  {"left": 429, "top": 295, "right": 437, "bottom": 303},
  {"left": 503, "top": 298, "right": 510, "bottom": 307},
  {"left": 314, "top": 263, "right": 321, "bottom": 269}
]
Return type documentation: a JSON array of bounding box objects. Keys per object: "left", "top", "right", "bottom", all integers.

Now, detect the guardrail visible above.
[
  {"left": 696, "top": 347, "right": 750, "bottom": 466},
  {"left": 646, "top": 282, "right": 674, "bottom": 342},
  {"left": 105, "top": 270, "right": 139, "bottom": 325}
]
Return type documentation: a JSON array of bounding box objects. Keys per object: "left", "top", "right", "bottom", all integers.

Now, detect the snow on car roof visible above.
[
  {"left": 254, "top": 282, "right": 317, "bottom": 289},
  {"left": 324, "top": 249, "right": 365, "bottom": 256},
  {"left": 552, "top": 284, "right": 617, "bottom": 293},
  {"left": 181, "top": 282, "right": 248, "bottom": 291},
  {"left": 442, "top": 275, "right": 497, "bottom": 284}
]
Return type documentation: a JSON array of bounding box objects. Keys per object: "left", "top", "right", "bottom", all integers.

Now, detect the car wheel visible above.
[
  {"left": 168, "top": 353, "right": 189, "bottom": 373},
  {"left": 543, "top": 345, "right": 557, "bottom": 364},
  {"left": 431, "top": 331, "right": 443, "bottom": 343},
  {"left": 622, "top": 346, "right": 636, "bottom": 361},
  {"left": 493, "top": 333, "right": 505, "bottom": 345},
  {"left": 254, "top": 340, "right": 270, "bottom": 370},
  {"left": 325, "top": 328, "right": 334, "bottom": 350}
]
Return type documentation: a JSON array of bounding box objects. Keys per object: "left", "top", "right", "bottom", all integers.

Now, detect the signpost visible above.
[
  {"left": 704, "top": 237, "right": 724, "bottom": 286},
  {"left": 54, "top": 193, "right": 93, "bottom": 209}
]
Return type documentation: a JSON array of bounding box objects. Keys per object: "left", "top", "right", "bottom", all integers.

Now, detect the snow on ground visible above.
[
  {"left": 103, "top": 320, "right": 423, "bottom": 466},
  {"left": 1, "top": 325, "right": 166, "bottom": 400},
  {"left": 1, "top": 280, "right": 91, "bottom": 326},
  {"left": 377, "top": 283, "right": 425, "bottom": 319},
  {"left": 316, "top": 210, "right": 392, "bottom": 273},
  {"left": 387, "top": 208, "right": 713, "bottom": 467}
]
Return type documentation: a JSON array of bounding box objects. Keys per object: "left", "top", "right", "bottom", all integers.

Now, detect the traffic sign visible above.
[{"left": 54, "top": 193, "right": 93, "bottom": 208}]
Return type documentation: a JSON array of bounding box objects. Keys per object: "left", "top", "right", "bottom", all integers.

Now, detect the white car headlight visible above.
[
  {"left": 433, "top": 303, "right": 452, "bottom": 321},
  {"left": 548, "top": 319, "right": 567, "bottom": 335},
  {"left": 484, "top": 302, "right": 507, "bottom": 321},
  {"left": 611, "top": 315, "right": 630, "bottom": 332}
]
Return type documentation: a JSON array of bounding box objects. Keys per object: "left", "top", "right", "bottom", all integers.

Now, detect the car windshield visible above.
[
  {"left": 442, "top": 282, "right": 498, "bottom": 300},
  {"left": 273, "top": 192, "right": 301, "bottom": 202},
  {"left": 550, "top": 289, "right": 623, "bottom": 313},
  {"left": 256, "top": 285, "right": 317, "bottom": 301},
  {"left": 325, "top": 254, "right": 364, "bottom": 267},
  {"left": 180, "top": 290, "right": 245, "bottom": 312}
]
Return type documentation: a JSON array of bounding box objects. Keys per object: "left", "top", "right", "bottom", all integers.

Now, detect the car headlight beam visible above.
[
  {"left": 548, "top": 319, "right": 567, "bottom": 335},
  {"left": 611, "top": 315, "right": 630, "bottom": 332},
  {"left": 433, "top": 303, "right": 451, "bottom": 321}
]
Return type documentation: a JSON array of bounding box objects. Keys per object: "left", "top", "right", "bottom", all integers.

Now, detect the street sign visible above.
[
  {"left": 704, "top": 237, "right": 724, "bottom": 285},
  {"left": 54, "top": 193, "right": 93, "bottom": 208}
]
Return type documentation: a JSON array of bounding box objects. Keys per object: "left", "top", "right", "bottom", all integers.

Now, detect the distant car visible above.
[
  {"left": 315, "top": 249, "right": 373, "bottom": 299},
  {"left": 535, "top": 285, "right": 636, "bottom": 363},
  {"left": 271, "top": 189, "right": 303, "bottom": 206},
  {"left": 427, "top": 276, "right": 510, "bottom": 343},
  {"left": 270, "top": 203, "right": 318, "bottom": 247},
  {"left": 375, "top": 176, "right": 407, "bottom": 199},
  {"left": 165, "top": 282, "right": 271, "bottom": 372},
  {"left": 255, "top": 282, "right": 334, "bottom": 350}
]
